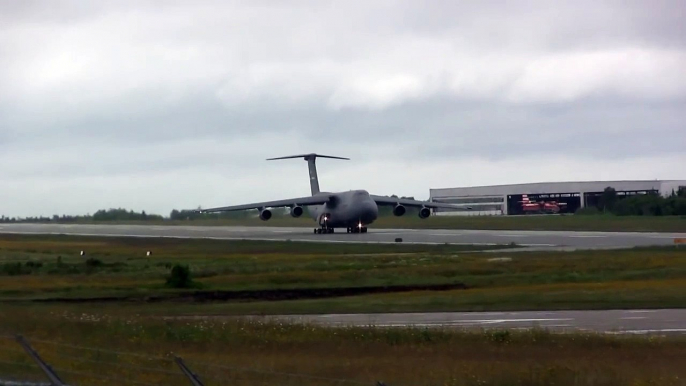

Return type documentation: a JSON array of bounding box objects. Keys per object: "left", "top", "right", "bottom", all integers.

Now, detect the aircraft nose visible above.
[{"left": 358, "top": 199, "right": 378, "bottom": 223}]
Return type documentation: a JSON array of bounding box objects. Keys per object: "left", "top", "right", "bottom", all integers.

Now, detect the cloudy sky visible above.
[{"left": 1, "top": 0, "right": 685, "bottom": 217}]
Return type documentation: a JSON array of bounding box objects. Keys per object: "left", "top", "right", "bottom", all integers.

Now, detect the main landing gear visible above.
[{"left": 313, "top": 226, "right": 368, "bottom": 234}]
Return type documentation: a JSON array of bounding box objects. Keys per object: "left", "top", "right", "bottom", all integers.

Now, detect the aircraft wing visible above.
[
  {"left": 197, "top": 195, "right": 330, "bottom": 213},
  {"left": 370, "top": 195, "right": 476, "bottom": 211}
]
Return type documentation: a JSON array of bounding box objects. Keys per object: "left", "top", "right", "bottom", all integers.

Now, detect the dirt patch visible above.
[{"left": 32, "top": 282, "right": 468, "bottom": 304}]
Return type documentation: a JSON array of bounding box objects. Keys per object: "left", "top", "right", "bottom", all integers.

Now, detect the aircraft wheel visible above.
[{"left": 361, "top": 227, "right": 368, "bottom": 233}]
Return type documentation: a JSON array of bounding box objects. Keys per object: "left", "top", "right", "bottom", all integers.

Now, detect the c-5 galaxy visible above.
[{"left": 196, "top": 154, "right": 475, "bottom": 234}]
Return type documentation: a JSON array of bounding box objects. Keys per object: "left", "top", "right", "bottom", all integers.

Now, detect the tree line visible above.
[
  {"left": 0, "top": 208, "right": 163, "bottom": 223},
  {"left": 581, "top": 187, "right": 686, "bottom": 216},
  {"left": 3, "top": 191, "right": 683, "bottom": 223},
  {"left": 1, "top": 195, "right": 418, "bottom": 223}
]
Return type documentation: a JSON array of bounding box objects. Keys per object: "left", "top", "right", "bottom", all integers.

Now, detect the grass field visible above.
[
  {"left": 30, "top": 212, "right": 686, "bottom": 232},
  {"left": 0, "top": 234, "right": 684, "bottom": 313},
  {"left": 1, "top": 234, "right": 685, "bottom": 385},
  {"left": 1, "top": 307, "right": 685, "bottom": 386}
]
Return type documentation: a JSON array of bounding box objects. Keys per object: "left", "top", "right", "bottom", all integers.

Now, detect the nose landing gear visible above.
[{"left": 314, "top": 213, "right": 335, "bottom": 234}]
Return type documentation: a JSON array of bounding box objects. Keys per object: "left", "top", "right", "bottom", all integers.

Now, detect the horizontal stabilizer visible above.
[
  {"left": 267, "top": 153, "right": 350, "bottom": 161},
  {"left": 266, "top": 153, "right": 348, "bottom": 195}
]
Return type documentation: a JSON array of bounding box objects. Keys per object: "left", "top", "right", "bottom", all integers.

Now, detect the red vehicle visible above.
[{"left": 519, "top": 195, "right": 567, "bottom": 214}]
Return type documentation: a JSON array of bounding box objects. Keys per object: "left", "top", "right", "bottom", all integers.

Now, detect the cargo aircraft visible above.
[{"left": 196, "top": 154, "right": 475, "bottom": 234}]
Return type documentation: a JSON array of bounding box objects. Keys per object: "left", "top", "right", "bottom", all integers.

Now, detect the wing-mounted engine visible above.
[
  {"left": 259, "top": 208, "right": 272, "bottom": 221},
  {"left": 290, "top": 205, "right": 304, "bottom": 218},
  {"left": 418, "top": 206, "right": 431, "bottom": 219},
  {"left": 392, "top": 204, "right": 406, "bottom": 216}
]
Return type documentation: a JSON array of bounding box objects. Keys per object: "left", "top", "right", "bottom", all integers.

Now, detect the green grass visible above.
[
  {"left": 0, "top": 307, "right": 685, "bottom": 386},
  {"left": 0, "top": 235, "right": 685, "bottom": 313},
  {"left": 1, "top": 234, "right": 685, "bottom": 386}
]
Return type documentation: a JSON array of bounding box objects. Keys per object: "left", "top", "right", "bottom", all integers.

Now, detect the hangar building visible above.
[{"left": 430, "top": 180, "right": 686, "bottom": 216}]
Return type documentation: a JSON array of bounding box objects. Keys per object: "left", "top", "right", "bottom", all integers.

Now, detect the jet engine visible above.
[
  {"left": 392, "top": 204, "right": 406, "bottom": 216},
  {"left": 290, "top": 205, "right": 304, "bottom": 218},
  {"left": 259, "top": 208, "right": 272, "bottom": 221},
  {"left": 418, "top": 207, "right": 431, "bottom": 219}
]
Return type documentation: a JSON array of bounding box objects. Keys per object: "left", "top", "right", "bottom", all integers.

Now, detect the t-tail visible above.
[{"left": 267, "top": 153, "right": 349, "bottom": 195}]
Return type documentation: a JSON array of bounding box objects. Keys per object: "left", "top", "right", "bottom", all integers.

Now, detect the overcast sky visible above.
[{"left": 1, "top": 0, "right": 685, "bottom": 217}]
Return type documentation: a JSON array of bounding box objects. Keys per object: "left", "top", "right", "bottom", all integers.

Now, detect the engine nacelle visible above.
[
  {"left": 392, "top": 204, "right": 406, "bottom": 216},
  {"left": 290, "top": 205, "right": 304, "bottom": 218},
  {"left": 259, "top": 208, "right": 272, "bottom": 221},
  {"left": 418, "top": 207, "right": 431, "bottom": 219}
]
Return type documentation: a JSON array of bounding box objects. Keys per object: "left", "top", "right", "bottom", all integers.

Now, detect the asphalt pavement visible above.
[
  {"left": 239, "top": 309, "right": 686, "bottom": 334},
  {"left": 0, "top": 223, "right": 684, "bottom": 250}
]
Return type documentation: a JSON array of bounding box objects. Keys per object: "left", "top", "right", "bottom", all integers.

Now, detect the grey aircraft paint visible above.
[{"left": 196, "top": 154, "right": 477, "bottom": 233}]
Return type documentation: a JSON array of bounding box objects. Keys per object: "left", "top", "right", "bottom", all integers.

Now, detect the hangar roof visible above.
[{"left": 430, "top": 180, "right": 686, "bottom": 198}]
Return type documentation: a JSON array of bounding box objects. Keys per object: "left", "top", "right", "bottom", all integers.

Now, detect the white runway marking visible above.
[
  {"left": 621, "top": 316, "right": 647, "bottom": 320},
  {"left": 371, "top": 318, "right": 575, "bottom": 327},
  {"left": 570, "top": 235, "right": 606, "bottom": 238},
  {"left": 606, "top": 329, "right": 686, "bottom": 335}
]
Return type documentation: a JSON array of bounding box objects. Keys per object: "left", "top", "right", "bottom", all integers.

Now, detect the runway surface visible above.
[
  {"left": 241, "top": 309, "right": 686, "bottom": 334},
  {"left": 0, "top": 223, "right": 684, "bottom": 250}
]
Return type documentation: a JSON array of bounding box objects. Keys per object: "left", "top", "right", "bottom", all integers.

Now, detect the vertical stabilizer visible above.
[{"left": 267, "top": 153, "right": 350, "bottom": 196}]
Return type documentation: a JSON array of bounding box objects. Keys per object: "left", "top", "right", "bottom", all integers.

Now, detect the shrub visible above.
[
  {"left": 25, "top": 261, "right": 43, "bottom": 269},
  {"left": 85, "top": 258, "right": 103, "bottom": 268},
  {"left": 1, "top": 262, "right": 30, "bottom": 276},
  {"left": 165, "top": 264, "right": 196, "bottom": 288},
  {"left": 575, "top": 207, "right": 600, "bottom": 215}
]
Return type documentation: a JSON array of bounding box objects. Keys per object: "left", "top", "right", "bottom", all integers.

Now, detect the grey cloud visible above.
[{"left": 0, "top": 0, "right": 684, "bottom": 216}]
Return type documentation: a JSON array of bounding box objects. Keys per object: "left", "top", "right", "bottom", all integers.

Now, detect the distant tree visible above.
[{"left": 599, "top": 187, "right": 618, "bottom": 213}]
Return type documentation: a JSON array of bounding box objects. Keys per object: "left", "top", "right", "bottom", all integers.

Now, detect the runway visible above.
[
  {"left": 0, "top": 223, "right": 684, "bottom": 250},
  {"left": 242, "top": 309, "right": 686, "bottom": 334}
]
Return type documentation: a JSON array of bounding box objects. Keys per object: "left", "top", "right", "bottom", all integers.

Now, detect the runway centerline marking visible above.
[
  {"left": 370, "top": 318, "right": 575, "bottom": 326},
  {"left": 606, "top": 329, "right": 686, "bottom": 335}
]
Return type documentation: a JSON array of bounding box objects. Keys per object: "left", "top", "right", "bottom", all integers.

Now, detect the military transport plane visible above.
[{"left": 196, "top": 154, "right": 475, "bottom": 234}]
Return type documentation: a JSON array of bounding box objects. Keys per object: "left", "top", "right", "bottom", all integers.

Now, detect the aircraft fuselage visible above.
[{"left": 307, "top": 189, "right": 379, "bottom": 228}]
